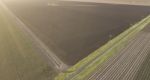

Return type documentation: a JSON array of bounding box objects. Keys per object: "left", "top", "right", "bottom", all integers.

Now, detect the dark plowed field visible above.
[{"left": 4, "top": 0, "right": 150, "bottom": 65}]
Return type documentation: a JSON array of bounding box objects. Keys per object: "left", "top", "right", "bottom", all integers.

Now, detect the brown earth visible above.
[{"left": 4, "top": 0, "right": 150, "bottom": 65}]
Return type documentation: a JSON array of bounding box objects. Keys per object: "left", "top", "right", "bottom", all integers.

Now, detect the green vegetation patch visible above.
[{"left": 55, "top": 15, "right": 150, "bottom": 80}]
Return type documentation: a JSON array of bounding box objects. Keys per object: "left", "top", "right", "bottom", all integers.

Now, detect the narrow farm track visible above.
[{"left": 88, "top": 25, "right": 150, "bottom": 80}]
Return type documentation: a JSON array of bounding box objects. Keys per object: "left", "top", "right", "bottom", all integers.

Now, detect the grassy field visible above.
[{"left": 0, "top": 5, "right": 56, "bottom": 80}]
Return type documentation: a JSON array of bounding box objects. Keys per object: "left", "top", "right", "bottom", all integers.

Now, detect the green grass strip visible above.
[{"left": 55, "top": 15, "right": 150, "bottom": 80}]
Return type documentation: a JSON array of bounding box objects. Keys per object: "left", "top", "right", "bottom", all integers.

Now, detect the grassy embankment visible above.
[{"left": 55, "top": 15, "right": 150, "bottom": 80}]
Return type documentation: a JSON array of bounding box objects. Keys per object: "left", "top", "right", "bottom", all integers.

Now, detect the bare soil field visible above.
[
  {"left": 0, "top": 5, "right": 57, "bottom": 80},
  {"left": 88, "top": 24, "right": 150, "bottom": 80},
  {"left": 133, "top": 25, "right": 150, "bottom": 80},
  {"left": 4, "top": 0, "right": 150, "bottom": 66}
]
